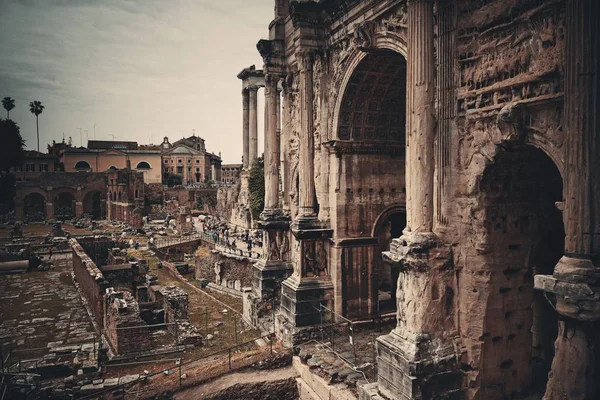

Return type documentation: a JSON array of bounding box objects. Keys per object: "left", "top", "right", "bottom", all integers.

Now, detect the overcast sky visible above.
[{"left": 0, "top": 0, "right": 272, "bottom": 163}]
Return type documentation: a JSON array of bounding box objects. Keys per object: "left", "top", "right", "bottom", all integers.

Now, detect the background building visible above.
[
  {"left": 221, "top": 164, "right": 242, "bottom": 184},
  {"left": 160, "top": 135, "right": 222, "bottom": 185},
  {"left": 12, "top": 151, "right": 60, "bottom": 182},
  {"left": 59, "top": 140, "right": 162, "bottom": 184}
]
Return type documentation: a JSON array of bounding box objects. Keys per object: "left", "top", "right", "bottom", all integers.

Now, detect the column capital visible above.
[{"left": 297, "top": 50, "right": 315, "bottom": 72}]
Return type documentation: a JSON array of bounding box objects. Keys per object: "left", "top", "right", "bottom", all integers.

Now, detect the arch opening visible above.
[
  {"left": 23, "top": 193, "right": 46, "bottom": 221},
  {"left": 477, "top": 145, "right": 563, "bottom": 397},
  {"left": 337, "top": 50, "right": 406, "bottom": 143},
  {"left": 54, "top": 192, "right": 76, "bottom": 220},
  {"left": 373, "top": 209, "right": 406, "bottom": 314},
  {"left": 136, "top": 161, "right": 151, "bottom": 170},
  {"left": 83, "top": 191, "right": 105, "bottom": 219},
  {"left": 336, "top": 49, "right": 407, "bottom": 320}
]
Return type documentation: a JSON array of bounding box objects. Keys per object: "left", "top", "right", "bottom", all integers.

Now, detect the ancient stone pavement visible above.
[{"left": 0, "top": 253, "right": 96, "bottom": 356}]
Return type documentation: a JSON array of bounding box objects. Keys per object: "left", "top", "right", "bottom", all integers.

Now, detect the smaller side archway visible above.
[{"left": 372, "top": 205, "right": 406, "bottom": 314}]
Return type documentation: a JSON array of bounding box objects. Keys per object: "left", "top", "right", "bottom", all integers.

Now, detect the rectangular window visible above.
[
  {"left": 177, "top": 166, "right": 183, "bottom": 173},
  {"left": 170, "top": 160, "right": 174, "bottom": 163},
  {"left": 25, "top": 163, "right": 35, "bottom": 172},
  {"left": 196, "top": 167, "right": 200, "bottom": 172},
  {"left": 164, "top": 159, "right": 168, "bottom": 164},
  {"left": 187, "top": 167, "right": 191, "bottom": 172},
  {"left": 196, "top": 160, "right": 200, "bottom": 164},
  {"left": 164, "top": 167, "right": 169, "bottom": 173},
  {"left": 187, "top": 159, "right": 191, "bottom": 163},
  {"left": 39, "top": 163, "right": 49, "bottom": 172}
]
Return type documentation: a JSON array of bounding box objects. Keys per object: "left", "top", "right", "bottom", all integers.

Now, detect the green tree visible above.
[
  {"left": 248, "top": 155, "right": 264, "bottom": 220},
  {"left": 2, "top": 97, "right": 15, "bottom": 120},
  {"left": 0, "top": 119, "right": 25, "bottom": 209},
  {"left": 29, "top": 100, "right": 45, "bottom": 152}
]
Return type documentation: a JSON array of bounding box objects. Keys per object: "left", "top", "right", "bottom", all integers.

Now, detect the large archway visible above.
[
  {"left": 335, "top": 49, "right": 407, "bottom": 319},
  {"left": 476, "top": 145, "right": 563, "bottom": 397},
  {"left": 54, "top": 192, "right": 76, "bottom": 220},
  {"left": 83, "top": 191, "right": 106, "bottom": 219},
  {"left": 23, "top": 193, "right": 46, "bottom": 221}
]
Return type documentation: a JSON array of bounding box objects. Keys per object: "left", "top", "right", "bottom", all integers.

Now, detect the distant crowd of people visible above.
[{"left": 200, "top": 216, "right": 262, "bottom": 253}]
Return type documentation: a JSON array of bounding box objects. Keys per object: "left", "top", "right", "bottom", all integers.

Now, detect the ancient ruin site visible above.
[{"left": 0, "top": 0, "right": 598, "bottom": 399}]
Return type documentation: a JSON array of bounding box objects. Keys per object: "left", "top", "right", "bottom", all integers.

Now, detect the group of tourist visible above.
[{"left": 199, "top": 215, "right": 263, "bottom": 254}]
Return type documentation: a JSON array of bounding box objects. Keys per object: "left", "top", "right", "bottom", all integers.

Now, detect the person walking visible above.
[{"left": 47, "top": 245, "right": 53, "bottom": 260}]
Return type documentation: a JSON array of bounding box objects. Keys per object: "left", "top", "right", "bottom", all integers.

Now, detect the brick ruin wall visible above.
[
  {"left": 104, "top": 290, "right": 151, "bottom": 355},
  {"left": 71, "top": 238, "right": 110, "bottom": 328}
]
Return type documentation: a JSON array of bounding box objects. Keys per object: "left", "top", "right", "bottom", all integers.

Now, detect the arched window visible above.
[
  {"left": 75, "top": 161, "right": 92, "bottom": 171},
  {"left": 136, "top": 161, "right": 151, "bottom": 170},
  {"left": 108, "top": 165, "right": 118, "bottom": 171}
]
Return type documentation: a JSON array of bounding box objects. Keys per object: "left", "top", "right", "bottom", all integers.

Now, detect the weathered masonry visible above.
[{"left": 239, "top": 1, "right": 600, "bottom": 399}]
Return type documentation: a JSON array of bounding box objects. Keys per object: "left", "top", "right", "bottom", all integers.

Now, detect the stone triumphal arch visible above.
[{"left": 235, "top": 1, "right": 600, "bottom": 399}]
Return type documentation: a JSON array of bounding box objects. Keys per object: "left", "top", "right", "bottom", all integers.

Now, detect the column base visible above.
[
  {"left": 373, "top": 330, "right": 464, "bottom": 400},
  {"left": 367, "top": 230, "right": 465, "bottom": 400},
  {"left": 252, "top": 259, "right": 293, "bottom": 300},
  {"left": 275, "top": 276, "right": 334, "bottom": 345}
]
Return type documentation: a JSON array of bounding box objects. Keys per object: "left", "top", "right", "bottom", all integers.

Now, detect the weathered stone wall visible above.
[
  {"left": 196, "top": 251, "right": 253, "bottom": 290},
  {"left": 256, "top": 0, "right": 576, "bottom": 398},
  {"left": 71, "top": 239, "right": 110, "bottom": 328},
  {"left": 104, "top": 290, "right": 151, "bottom": 355}
]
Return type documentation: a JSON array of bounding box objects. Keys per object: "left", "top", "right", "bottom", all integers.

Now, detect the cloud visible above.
[{"left": 0, "top": 0, "right": 272, "bottom": 161}]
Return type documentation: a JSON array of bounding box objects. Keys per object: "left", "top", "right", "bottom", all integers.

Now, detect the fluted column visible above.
[
  {"left": 262, "top": 74, "right": 281, "bottom": 213},
  {"left": 535, "top": 2, "right": 600, "bottom": 399},
  {"left": 562, "top": 0, "right": 600, "bottom": 263},
  {"left": 406, "top": 0, "right": 435, "bottom": 233},
  {"left": 281, "top": 83, "right": 291, "bottom": 213},
  {"left": 297, "top": 52, "right": 316, "bottom": 219},
  {"left": 372, "top": 2, "right": 462, "bottom": 399},
  {"left": 242, "top": 89, "right": 250, "bottom": 169},
  {"left": 276, "top": 87, "right": 283, "bottom": 208},
  {"left": 248, "top": 86, "right": 259, "bottom": 168}
]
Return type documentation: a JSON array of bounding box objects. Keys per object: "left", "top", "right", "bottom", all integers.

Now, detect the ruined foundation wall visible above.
[{"left": 71, "top": 239, "right": 110, "bottom": 328}]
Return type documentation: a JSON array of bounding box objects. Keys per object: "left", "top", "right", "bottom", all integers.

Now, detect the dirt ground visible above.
[{"left": 174, "top": 365, "right": 298, "bottom": 399}]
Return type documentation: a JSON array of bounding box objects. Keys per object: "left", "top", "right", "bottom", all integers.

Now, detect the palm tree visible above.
[
  {"left": 2, "top": 97, "right": 15, "bottom": 119},
  {"left": 29, "top": 101, "right": 45, "bottom": 152}
]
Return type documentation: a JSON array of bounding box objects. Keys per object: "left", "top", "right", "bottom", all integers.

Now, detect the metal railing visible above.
[
  {"left": 314, "top": 303, "right": 380, "bottom": 383},
  {"left": 152, "top": 232, "right": 261, "bottom": 260}
]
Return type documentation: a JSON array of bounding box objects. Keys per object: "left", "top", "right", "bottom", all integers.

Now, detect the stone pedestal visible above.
[
  {"left": 279, "top": 275, "right": 334, "bottom": 328},
  {"left": 367, "top": 231, "right": 464, "bottom": 400},
  {"left": 253, "top": 216, "right": 293, "bottom": 301}
]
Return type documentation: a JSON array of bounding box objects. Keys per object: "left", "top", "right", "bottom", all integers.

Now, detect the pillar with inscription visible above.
[
  {"left": 252, "top": 38, "right": 293, "bottom": 305},
  {"left": 361, "top": 1, "right": 463, "bottom": 399},
  {"left": 534, "top": 2, "right": 600, "bottom": 399}
]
